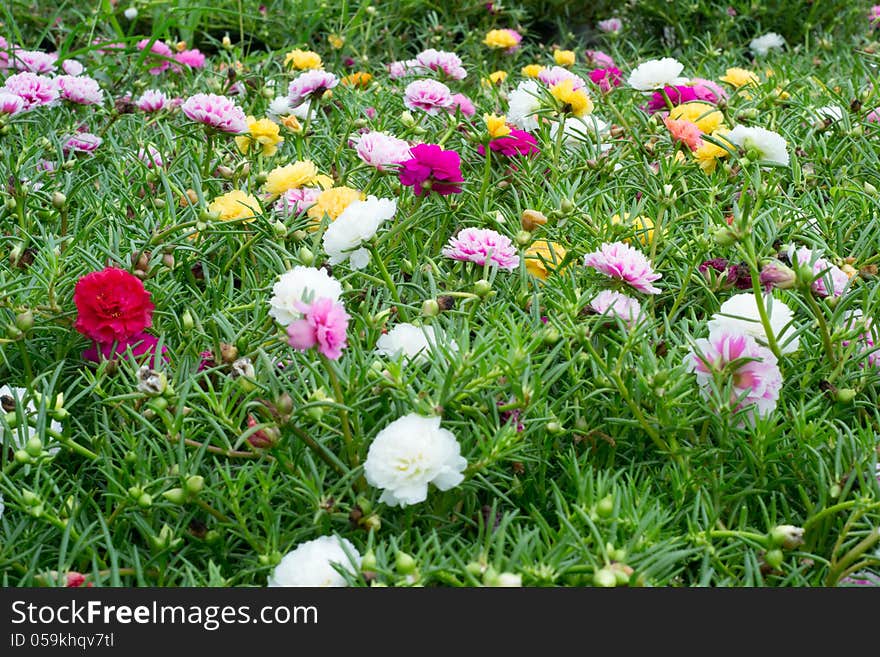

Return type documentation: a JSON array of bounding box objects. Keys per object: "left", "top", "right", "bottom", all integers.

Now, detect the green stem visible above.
[
  {"left": 370, "top": 242, "right": 408, "bottom": 321},
  {"left": 287, "top": 423, "right": 347, "bottom": 477},
  {"left": 744, "top": 237, "right": 783, "bottom": 359},
  {"left": 804, "top": 290, "right": 836, "bottom": 365},
  {"left": 202, "top": 130, "right": 215, "bottom": 178},
  {"left": 322, "top": 357, "right": 363, "bottom": 489}
]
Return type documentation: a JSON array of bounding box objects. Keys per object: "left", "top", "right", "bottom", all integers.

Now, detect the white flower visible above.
[
  {"left": 364, "top": 414, "right": 466, "bottom": 507},
  {"left": 727, "top": 125, "right": 789, "bottom": 166},
  {"left": 816, "top": 105, "right": 844, "bottom": 122},
  {"left": 268, "top": 536, "right": 361, "bottom": 587},
  {"left": 322, "top": 196, "right": 396, "bottom": 269},
  {"left": 375, "top": 323, "right": 455, "bottom": 362},
  {"left": 549, "top": 115, "right": 609, "bottom": 147},
  {"left": 707, "top": 293, "right": 800, "bottom": 354},
  {"left": 123, "top": 7, "right": 138, "bottom": 20},
  {"left": 627, "top": 57, "right": 685, "bottom": 91},
  {"left": 352, "top": 131, "right": 412, "bottom": 170},
  {"left": 267, "top": 96, "right": 312, "bottom": 120},
  {"left": 749, "top": 32, "right": 785, "bottom": 56},
  {"left": 0, "top": 385, "right": 62, "bottom": 454},
  {"left": 268, "top": 266, "right": 343, "bottom": 326},
  {"left": 507, "top": 80, "right": 543, "bottom": 131}
]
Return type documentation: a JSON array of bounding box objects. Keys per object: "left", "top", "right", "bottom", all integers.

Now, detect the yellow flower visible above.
[
  {"left": 772, "top": 86, "right": 790, "bottom": 101},
  {"left": 549, "top": 79, "right": 593, "bottom": 117},
  {"left": 611, "top": 213, "right": 655, "bottom": 248},
  {"left": 280, "top": 114, "right": 303, "bottom": 133},
  {"left": 264, "top": 161, "right": 321, "bottom": 195},
  {"left": 719, "top": 67, "right": 759, "bottom": 88},
  {"left": 327, "top": 34, "right": 345, "bottom": 50},
  {"left": 284, "top": 49, "right": 323, "bottom": 71},
  {"left": 521, "top": 64, "right": 546, "bottom": 78},
  {"left": 341, "top": 71, "right": 373, "bottom": 88},
  {"left": 668, "top": 102, "right": 724, "bottom": 134},
  {"left": 307, "top": 186, "right": 364, "bottom": 223},
  {"left": 482, "top": 70, "right": 508, "bottom": 87},
  {"left": 484, "top": 113, "right": 511, "bottom": 139},
  {"left": 234, "top": 116, "right": 284, "bottom": 157},
  {"left": 525, "top": 241, "right": 568, "bottom": 280},
  {"left": 208, "top": 190, "right": 261, "bottom": 222},
  {"left": 694, "top": 129, "right": 733, "bottom": 174},
  {"left": 484, "top": 29, "right": 520, "bottom": 50},
  {"left": 553, "top": 49, "right": 576, "bottom": 67}
]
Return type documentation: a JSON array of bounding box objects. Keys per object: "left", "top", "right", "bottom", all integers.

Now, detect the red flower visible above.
[
  {"left": 74, "top": 267, "right": 154, "bottom": 344},
  {"left": 65, "top": 572, "right": 93, "bottom": 587}
]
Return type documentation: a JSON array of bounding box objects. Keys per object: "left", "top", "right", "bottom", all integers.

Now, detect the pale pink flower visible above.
[
  {"left": 0, "top": 36, "right": 11, "bottom": 69},
  {"left": 136, "top": 39, "right": 174, "bottom": 75},
  {"left": 585, "top": 50, "right": 615, "bottom": 68},
  {"left": 538, "top": 66, "right": 586, "bottom": 90},
  {"left": 1, "top": 72, "right": 58, "bottom": 110},
  {"left": 61, "top": 59, "right": 84, "bottom": 76},
  {"left": 288, "top": 70, "right": 338, "bottom": 107},
  {"left": 57, "top": 75, "right": 104, "bottom": 105},
  {"left": 63, "top": 132, "right": 102, "bottom": 154},
  {"left": 174, "top": 49, "right": 206, "bottom": 70},
  {"left": 687, "top": 328, "right": 783, "bottom": 419},
  {"left": 597, "top": 18, "right": 623, "bottom": 33},
  {"left": 842, "top": 311, "right": 880, "bottom": 368},
  {"left": 589, "top": 290, "right": 642, "bottom": 326},
  {"left": 664, "top": 116, "right": 703, "bottom": 151},
  {"left": 287, "top": 298, "right": 350, "bottom": 360},
  {"left": 92, "top": 39, "right": 126, "bottom": 55},
  {"left": 0, "top": 91, "right": 25, "bottom": 115},
  {"left": 790, "top": 246, "right": 849, "bottom": 298},
  {"left": 353, "top": 131, "right": 412, "bottom": 170},
  {"left": 137, "top": 146, "right": 164, "bottom": 168},
  {"left": 868, "top": 108, "right": 880, "bottom": 123},
  {"left": 415, "top": 49, "right": 467, "bottom": 80},
  {"left": 689, "top": 77, "right": 727, "bottom": 104},
  {"left": 583, "top": 241, "right": 662, "bottom": 294},
  {"left": 388, "top": 59, "right": 419, "bottom": 79},
  {"left": 181, "top": 93, "right": 248, "bottom": 133},
  {"left": 136, "top": 89, "right": 169, "bottom": 112},
  {"left": 403, "top": 79, "right": 453, "bottom": 115},
  {"left": 448, "top": 93, "right": 476, "bottom": 117},
  {"left": 274, "top": 187, "right": 322, "bottom": 216},
  {"left": 442, "top": 227, "right": 520, "bottom": 271},
  {"left": 10, "top": 49, "right": 57, "bottom": 73}
]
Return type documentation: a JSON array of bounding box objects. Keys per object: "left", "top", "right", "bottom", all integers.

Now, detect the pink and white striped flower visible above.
[
  {"left": 353, "top": 131, "right": 412, "bottom": 170},
  {"left": 181, "top": 93, "right": 248, "bottom": 133},
  {"left": 10, "top": 49, "right": 57, "bottom": 73},
  {"left": 403, "top": 79, "right": 453, "bottom": 115},
  {"left": 57, "top": 75, "right": 104, "bottom": 105},
  {"left": 1, "top": 72, "right": 58, "bottom": 110},
  {"left": 136, "top": 89, "right": 170, "bottom": 112},
  {"left": 287, "top": 70, "right": 338, "bottom": 107},
  {"left": 442, "top": 227, "right": 520, "bottom": 271},
  {"left": 415, "top": 49, "right": 467, "bottom": 80},
  {"left": 583, "top": 241, "right": 662, "bottom": 294}
]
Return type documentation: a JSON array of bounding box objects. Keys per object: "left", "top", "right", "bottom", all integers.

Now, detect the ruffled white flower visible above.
[
  {"left": 268, "top": 536, "right": 361, "bottom": 587},
  {"left": 707, "top": 293, "right": 800, "bottom": 354},
  {"left": 267, "top": 96, "right": 312, "bottom": 121},
  {"left": 749, "top": 32, "right": 785, "bottom": 56},
  {"left": 627, "top": 57, "right": 685, "bottom": 91},
  {"left": 268, "top": 266, "right": 343, "bottom": 326},
  {"left": 816, "top": 105, "right": 844, "bottom": 122},
  {"left": 727, "top": 125, "right": 789, "bottom": 166},
  {"left": 364, "top": 414, "right": 466, "bottom": 507},
  {"left": 549, "top": 115, "right": 609, "bottom": 147},
  {"left": 322, "top": 196, "right": 396, "bottom": 269},
  {"left": 0, "top": 385, "right": 62, "bottom": 454},
  {"left": 375, "top": 323, "right": 455, "bottom": 363},
  {"left": 507, "top": 80, "right": 543, "bottom": 131}
]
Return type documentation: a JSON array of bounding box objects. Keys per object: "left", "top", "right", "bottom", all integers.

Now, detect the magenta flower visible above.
[
  {"left": 0, "top": 91, "right": 25, "bottom": 115},
  {"left": 589, "top": 67, "right": 622, "bottom": 93},
  {"left": 415, "top": 48, "right": 467, "bottom": 80},
  {"left": 479, "top": 129, "right": 540, "bottom": 157},
  {"left": 136, "top": 39, "right": 174, "bottom": 75},
  {"left": 538, "top": 66, "right": 586, "bottom": 90},
  {"left": 597, "top": 18, "right": 623, "bottom": 33},
  {"left": 57, "top": 75, "right": 104, "bottom": 105},
  {"left": 353, "top": 131, "right": 412, "bottom": 170},
  {"left": 448, "top": 93, "right": 476, "bottom": 117},
  {"left": 182, "top": 93, "right": 248, "bottom": 133},
  {"left": 589, "top": 290, "right": 642, "bottom": 326},
  {"left": 442, "top": 227, "right": 520, "bottom": 271},
  {"left": 63, "top": 132, "right": 102, "bottom": 154},
  {"left": 83, "top": 332, "right": 167, "bottom": 366},
  {"left": 585, "top": 50, "right": 615, "bottom": 68},
  {"left": 699, "top": 258, "right": 752, "bottom": 291},
  {"left": 1, "top": 72, "right": 58, "bottom": 110},
  {"left": 790, "top": 246, "right": 850, "bottom": 298},
  {"left": 288, "top": 70, "right": 339, "bottom": 107},
  {"left": 583, "top": 241, "right": 662, "bottom": 294},
  {"left": 137, "top": 146, "right": 164, "bottom": 168},
  {"left": 646, "top": 85, "right": 698, "bottom": 113},
  {"left": 687, "top": 328, "right": 783, "bottom": 419},
  {"left": 274, "top": 187, "right": 322, "bottom": 217},
  {"left": 174, "top": 49, "right": 206, "bottom": 71},
  {"left": 10, "top": 49, "right": 57, "bottom": 73},
  {"left": 287, "top": 298, "right": 350, "bottom": 360},
  {"left": 871, "top": 5, "right": 880, "bottom": 26},
  {"left": 136, "top": 89, "right": 169, "bottom": 112},
  {"left": 403, "top": 79, "right": 453, "bottom": 115},
  {"left": 398, "top": 143, "right": 463, "bottom": 197}
]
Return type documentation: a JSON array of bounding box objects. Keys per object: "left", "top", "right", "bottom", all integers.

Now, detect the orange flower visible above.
[
  {"left": 664, "top": 117, "right": 703, "bottom": 151},
  {"left": 341, "top": 72, "right": 373, "bottom": 88}
]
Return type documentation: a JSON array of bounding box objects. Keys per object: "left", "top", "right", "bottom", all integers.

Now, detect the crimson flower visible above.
[
  {"left": 74, "top": 267, "right": 154, "bottom": 344},
  {"left": 398, "top": 143, "right": 463, "bottom": 197}
]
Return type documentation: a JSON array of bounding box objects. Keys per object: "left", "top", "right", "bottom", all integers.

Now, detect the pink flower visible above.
[
  {"left": 790, "top": 246, "right": 849, "bottom": 298},
  {"left": 274, "top": 187, "right": 322, "bottom": 216},
  {"left": 181, "top": 93, "right": 248, "bottom": 133},
  {"left": 174, "top": 49, "right": 206, "bottom": 71},
  {"left": 415, "top": 48, "right": 467, "bottom": 80},
  {"left": 585, "top": 50, "right": 615, "bottom": 68},
  {"left": 287, "top": 298, "right": 350, "bottom": 360},
  {"left": 0, "top": 91, "right": 25, "bottom": 115},
  {"left": 664, "top": 116, "right": 703, "bottom": 151},
  {"left": 403, "top": 79, "right": 453, "bottom": 115},
  {"left": 479, "top": 129, "right": 540, "bottom": 157},
  {"left": 597, "top": 18, "right": 623, "bottom": 33},
  {"left": 57, "top": 75, "right": 104, "bottom": 105},
  {"left": 646, "top": 85, "right": 698, "bottom": 113},
  {"left": 448, "top": 93, "right": 476, "bottom": 117},
  {"left": 398, "top": 143, "right": 463, "bottom": 197},
  {"left": 442, "top": 227, "right": 520, "bottom": 271},
  {"left": 61, "top": 59, "right": 84, "bottom": 76},
  {"left": 92, "top": 39, "right": 126, "bottom": 55},
  {"left": 871, "top": 5, "right": 880, "bottom": 25},
  {"left": 353, "top": 131, "right": 412, "bottom": 170},
  {"left": 137, "top": 145, "right": 164, "bottom": 168},
  {"left": 589, "top": 66, "right": 622, "bottom": 93},
  {"left": 589, "top": 290, "right": 642, "bottom": 326},
  {"left": 10, "top": 49, "right": 57, "bottom": 73},
  {"left": 288, "top": 70, "right": 338, "bottom": 107},
  {"left": 136, "top": 89, "right": 169, "bottom": 112},
  {"left": 690, "top": 78, "right": 727, "bottom": 104},
  {"left": 136, "top": 38, "right": 174, "bottom": 75},
  {"left": 868, "top": 108, "right": 880, "bottom": 123},
  {"left": 687, "top": 328, "right": 783, "bottom": 419},
  {"left": 82, "top": 332, "right": 167, "bottom": 366},
  {"left": 583, "top": 241, "right": 662, "bottom": 294},
  {"left": 1, "top": 72, "right": 58, "bottom": 110},
  {"left": 388, "top": 59, "right": 419, "bottom": 79},
  {"left": 0, "top": 36, "right": 11, "bottom": 69},
  {"left": 538, "top": 66, "right": 586, "bottom": 90},
  {"left": 842, "top": 311, "right": 880, "bottom": 368},
  {"left": 63, "top": 132, "right": 102, "bottom": 154}
]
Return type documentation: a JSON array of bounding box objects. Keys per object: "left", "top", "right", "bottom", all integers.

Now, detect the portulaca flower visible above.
[
  {"left": 268, "top": 536, "right": 361, "bottom": 587},
  {"left": 507, "top": 80, "right": 543, "bottom": 131},
  {"left": 816, "top": 105, "right": 844, "bottom": 123},
  {"left": 707, "top": 293, "right": 799, "bottom": 354},
  {"left": 789, "top": 245, "right": 850, "bottom": 297},
  {"left": 627, "top": 57, "right": 685, "bottom": 91},
  {"left": 352, "top": 131, "right": 412, "bottom": 170},
  {"left": 727, "top": 125, "right": 789, "bottom": 166},
  {"left": 322, "top": 196, "right": 396, "bottom": 269},
  {"left": 376, "top": 323, "right": 455, "bottom": 362},
  {"left": 364, "top": 414, "right": 467, "bottom": 507},
  {"left": 749, "top": 32, "right": 785, "bottom": 56},
  {"left": 0, "top": 385, "right": 62, "bottom": 454},
  {"left": 549, "top": 115, "right": 610, "bottom": 147},
  {"left": 268, "top": 266, "right": 343, "bottom": 326}
]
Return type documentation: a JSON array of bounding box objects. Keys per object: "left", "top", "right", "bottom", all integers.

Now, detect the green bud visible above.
[
  {"left": 593, "top": 568, "right": 617, "bottom": 588},
  {"left": 298, "top": 246, "right": 315, "bottom": 266},
  {"left": 465, "top": 561, "right": 485, "bottom": 577},
  {"left": 421, "top": 299, "right": 440, "bottom": 317},
  {"left": 184, "top": 475, "right": 205, "bottom": 496},
  {"left": 138, "top": 493, "right": 153, "bottom": 508},
  {"left": 356, "top": 496, "right": 372, "bottom": 516},
  {"left": 712, "top": 225, "right": 740, "bottom": 247},
  {"left": 25, "top": 436, "right": 43, "bottom": 457},
  {"left": 768, "top": 525, "right": 805, "bottom": 550},
  {"left": 361, "top": 550, "right": 377, "bottom": 571},
  {"left": 181, "top": 309, "right": 194, "bottom": 333},
  {"left": 542, "top": 327, "right": 560, "bottom": 345},
  {"left": 6, "top": 325, "right": 22, "bottom": 340},
  {"left": 764, "top": 548, "right": 784, "bottom": 569},
  {"left": 21, "top": 490, "right": 41, "bottom": 506},
  {"left": 51, "top": 192, "right": 67, "bottom": 209},
  {"left": 395, "top": 550, "right": 417, "bottom": 574},
  {"left": 864, "top": 182, "right": 878, "bottom": 197},
  {"left": 255, "top": 172, "right": 268, "bottom": 185},
  {"left": 835, "top": 388, "right": 856, "bottom": 404},
  {"left": 14, "top": 449, "right": 30, "bottom": 464},
  {"left": 273, "top": 220, "right": 288, "bottom": 238},
  {"left": 613, "top": 568, "right": 631, "bottom": 586},
  {"left": 124, "top": 450, "right": 138, "bottom": 464},
  {"left": 560, "top": 198, "right": 574, "bottom": 213},
  {"left": 596, "top": 495, "right": 614, "bottom": 518},
  {"left": 162, "top": 487, "right": 188, "bottom": 505},
  {"left": 275, "top": 392, "right": 294, "bottom": 416},
  {"left": 473, "top": 279, "right": 492, "bottom": 298}
]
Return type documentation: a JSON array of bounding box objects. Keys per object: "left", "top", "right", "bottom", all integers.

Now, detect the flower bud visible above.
[
  {"left": 51, "top": 192, "right": 67, "bottom": 210},
  {"left": 759, "top": 260, "right": 796, "bottom": 290},
  {"left": 181, "top": 309, "right": 194, "bottom": 333},
  {"left": 162, "top": 487, "right": 188, "bottom": 505},
  {"left": 15, "top": 310, "right": 34, "bottom": 332},
  {"left": 124, "top": 7, "right": 138, "bottom": 20},
  {"left": 419, "top": 298, "right": 440, "bottom": 317},
  {"left": 521, "top": 209, "right": 548, "bottom": 231},
  {"left": 835, "top": 387, "right": 856, "bottom": 404},
  {"left": 298, "top": 246, "right": 315, "bottom": 266},
  {"left": 484, "top": 568, "right": 522, "bottom": 587},
  {"left": 216, "top": 165, "right": 234, "bottom": 179},
  {"left": 14, "top": 449, "right": 31, "bottom": 463},
  {"left": 768, "top": 525, "right": 805, "bottom": 550},
  {"left": 473, "top": 279, "right": 493, "bottom": 298},
  {"left": 395, "top": 551, "right": 417, "bottom": 574},
  {"left": 400, "top": 110, "right": 415, "bottom": 126},
  {"left": 184, "top": 475, "right": 205, "bottom": 496},
  {"left": 219, "top": 342, "right": 239, "bottom": 364},
  {"left": 275, "top": 392, "right": 294, "bottom": 416},
  {"left": 515, "top": 230, "right": 532, "bottom": 246},
  {"left": 25, "top": 436, "right": 43, "bottom": 457},
  {"left": 764, "top": 548, "right": 784, "bottom": 569},
  {"left": 712, "top": 225, "right": 740, "bottom": 247},
  {"left": 864, "top": 182, "right": 878, "bottom": 197},
  {"left": 273, "top": 220, "right": 288, "bottom": 238},
  {"left": 21, "top": 490, "right": 41, "bottom": 506},
  {"left": 222, "top": 34, "right": 233, "bottom": 50},
  {"left": 593, "top": 568, "right": 617, "bottom": 587},
  {"left": 138, "top": 492, "right": 153, "bottom": 508},
  {"left": 596, "top": 494, "right": 614, "bottom": 518},
  {"left": 560, "top": 198, "right": 574, "bottom": 213}
]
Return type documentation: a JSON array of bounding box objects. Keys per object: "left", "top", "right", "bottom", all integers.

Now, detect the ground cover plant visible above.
[{"left": 1, "top": 0, "right": 879, "bottom": 587}]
